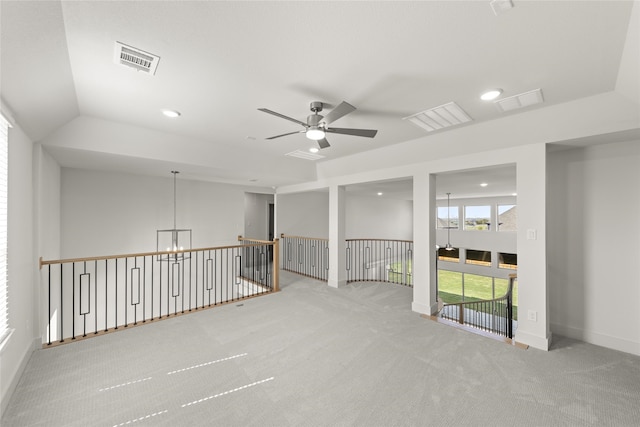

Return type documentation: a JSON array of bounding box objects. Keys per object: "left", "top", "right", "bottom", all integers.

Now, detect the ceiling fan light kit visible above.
[
  {"left": 306, "top": 128, "right": 325, "bottom": 140},
  {"left": 259, "top": 100, "right": 378, "bottom": 149}
]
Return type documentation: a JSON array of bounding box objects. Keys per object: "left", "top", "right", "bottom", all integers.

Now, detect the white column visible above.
[
  {"left": 328, "top": 185, "right": 347, "bottom": 288},
  {"left": 412, "top": 172, "right": 438, "bottom": 314},
  {"left": 514, "top": 143, "right": 550, "bottom": 350}
]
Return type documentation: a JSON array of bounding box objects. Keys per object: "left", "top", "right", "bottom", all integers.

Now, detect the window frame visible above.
[
  {"left": 0, "top": 113, "right": 10, "bottom": 346},
  {"left": 463, "top": 205, "right": 491, "bottom": 231}
]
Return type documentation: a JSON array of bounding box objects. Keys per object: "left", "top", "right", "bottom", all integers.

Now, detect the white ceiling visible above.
[{"left": 1, "top": 1, "right": 636, "bottom": 196}]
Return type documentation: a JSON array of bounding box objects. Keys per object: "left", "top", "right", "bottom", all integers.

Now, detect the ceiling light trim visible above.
[
  {"left": 481, "top": 89, "right": 503, "bottom": 101},
  {"left": 162, "top": 109, "right": 181, "bottom": 118}
]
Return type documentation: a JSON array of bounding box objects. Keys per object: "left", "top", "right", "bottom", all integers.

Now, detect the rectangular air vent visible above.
[
  {"left": 495, "top": 88, "right": 544, "bottom": 112},
  {"left": 403, "top": 102, "right": 472, "bottom": 133},
  {"left": 285, "top": 150, "right": 325, "bottom": 161},
  {"left": 490, "top": 0, "right": 514, "bottom": 16},
  {"left": 114, "top": 42, "right": 160, "bottom": 75}
]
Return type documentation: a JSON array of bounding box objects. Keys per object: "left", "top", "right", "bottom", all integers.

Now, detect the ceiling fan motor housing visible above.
[
  {"left": 307, "top": 114, "right": 323, "bottom": 127},
  {"left": 309, "top": 101, "right": 324, "bottom": 113}
]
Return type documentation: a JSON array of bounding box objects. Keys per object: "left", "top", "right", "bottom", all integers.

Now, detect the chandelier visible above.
[{"left": 157, "top": 171, "right": 191, "bottom": 261}]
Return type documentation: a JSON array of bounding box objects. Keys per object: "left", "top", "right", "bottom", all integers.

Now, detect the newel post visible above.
[{"left": 273, "top": 238, "right": 280, "bottom": 292}]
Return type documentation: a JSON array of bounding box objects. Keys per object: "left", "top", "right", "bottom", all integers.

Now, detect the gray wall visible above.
[
  {"left": 547, "top": 140, "right": 640, "bottom": 354},
  {"left": 345, "top": 194, "right": 413, "bottom": 240},
  {"left": 244, "top": 192, "right": 274, "bottom": 241},
  {"left": 276, "top": 191, "right": 414, "bottom": 241},
  {"left": 60, "top": 169, "right": 271, "bottom": 258},
  {"left": 276, "top": 191, "right": 329, "bottom": 238},
  {"left": 1, "top": 121, "right": 37, "bottom": 416}
]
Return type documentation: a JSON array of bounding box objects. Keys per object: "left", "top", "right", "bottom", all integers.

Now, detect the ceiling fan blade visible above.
[
  {"left": 258, "top": 108, "right": 308, "bottom": 127},
  {"left": 320, "top": 101, "right": 356, "bottom": 125},
  {"left": 325, "top": 127, "right": 378, "bottom": 138},
  {"left": 317, "top": 138, "right": 330, "bottom": 149},
  {"left": 266, "top": 130, "right": 305, "bottom": 140}
]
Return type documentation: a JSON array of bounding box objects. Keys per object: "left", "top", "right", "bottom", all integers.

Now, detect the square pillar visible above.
[
  {"left": 412, "top": 172, "right": 438, "bottom": 314},
  {"left": 328, "top": 185, "right": 347, "bottom": 288}
]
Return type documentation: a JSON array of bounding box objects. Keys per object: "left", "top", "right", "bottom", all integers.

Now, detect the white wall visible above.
[
  {"left": 276, "top": 191, "right": 329, "bottom": 238},
  {"left": 60, "top": 169, "right": 269, "bottom": 258},
  {"left": 36, "top": 147, "right": 61, "bottom": 261},
  {"left": 276, "top": 190, "right": 414, "bottom": 241},
  {"left": 0, "top": 120, "right": 38, "bottom": 417},
  {"left": 244, "top": 192, "right": 274, "bottom": 241},
  {"left": 547, "top": 140, "right": 640, "bottom": 355},
  {"left": 345, "top": 194, "right": 413, "bottom": 240}
]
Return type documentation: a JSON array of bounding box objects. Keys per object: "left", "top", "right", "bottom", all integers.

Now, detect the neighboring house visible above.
[{"left": 498, "top": 205, "right": 517, "bottom": 231}]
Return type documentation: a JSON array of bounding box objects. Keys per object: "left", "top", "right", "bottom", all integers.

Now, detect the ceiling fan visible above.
[{"left": 258, "top": 101, "right": 378, "bottom": 149}]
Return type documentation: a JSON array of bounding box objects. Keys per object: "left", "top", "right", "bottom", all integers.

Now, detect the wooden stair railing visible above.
[
  {"left": 438, "top": 274, "right": 516, "bottom": 339},
  {"left": 40, "top": 239, "right": 280, "bottom": 347}
]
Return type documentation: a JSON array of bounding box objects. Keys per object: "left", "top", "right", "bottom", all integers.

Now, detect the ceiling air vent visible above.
[
  {"left": 285, "top": 150, "right": 325, "bottom": 161},
  {"left": 490, "top": 0, "right": 514, "bottom": 16},
  {"left": 114, "top": 42, "right": 160, "bottom": 75},
  {"left": 495, "top": 88, "right": 544, "bottom": 112},
  {"left": 403, "top": 102, "right": 473, "bottom": 133}
]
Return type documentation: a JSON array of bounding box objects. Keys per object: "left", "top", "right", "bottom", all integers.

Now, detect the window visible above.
[
  {"left": 436, "top": 206, "right": 458, "bottom": 229},
  {"left": 464, "top": 205, "right": 491, "bottom": 231},
  {"left": 463, "top": 274, "right": 494, "bottom": 301},
  {"left": 437, "top": 270, "right": 519, "bottom": 320},
  {"left": 498, "top": 204, "right": 517, "bottom": 231},
  {"left": 499, "top": 252, "right": 518, "bottom": 270},
  {"left": 0, "top": 114, "right": 9, "bottom": 344},
  {"left": 465, "top": 249, "right": 491, "bottom": 267},
  {"left": 437, "top": 247, "right": 459, "bottom": 262}
]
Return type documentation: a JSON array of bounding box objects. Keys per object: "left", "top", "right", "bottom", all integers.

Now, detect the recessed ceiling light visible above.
[
  {"left": 512, "top": 193, "right": 517, "bottom": 196},
  {"left": 309, "top": 147, "right": 319, "bottom": 153},
  {"left": 480, "top": 89, "right": 502, "bottom": 101},
  {"left": 162, "top": 109, "right": 181, "bottom": 118},
  {"left": 480, "top": 182, "right": 488, "bottom": 187},
  {"left": 377, "top": 192, "right": 383, "bottom": 196}
]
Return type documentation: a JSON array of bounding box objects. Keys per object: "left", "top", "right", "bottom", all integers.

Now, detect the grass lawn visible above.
[
  {"left": 387, "top": 260, "right": 412, "bottom": 285},
  {"left": 439, "top": 270, "right": 518, "bottom": 320},
  {"left": 386, "top": 262, "right": 518, "bottom": 320}
]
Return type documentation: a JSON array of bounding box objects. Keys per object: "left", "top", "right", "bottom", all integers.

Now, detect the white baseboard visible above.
[
  {"left": 0, "top": 337, "right": 39, "bottom": 418},
  {"left": 411, "top": 301, "right": 432, "bottom": 315},
  {"left": 515, "top": 329, "right": 552, "bottom": 351},
  {"left": 328, "top": 278, "right": 347, "bottom": 288},
  {"left": 551, "top": 323, "right": 640, "bottom": 356}
]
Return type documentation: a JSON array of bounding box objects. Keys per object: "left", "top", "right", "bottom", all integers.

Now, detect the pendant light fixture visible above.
[
  {"left": 445, "top": 192, "right": 455, "bottom": 251},
  {"left": 157, "top": 171, "right": 192, "bottom": 261}
]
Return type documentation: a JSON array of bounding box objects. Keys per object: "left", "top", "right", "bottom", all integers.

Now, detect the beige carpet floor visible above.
[{"left": 2, "top": 271, "right": 639, "bottom": 426}]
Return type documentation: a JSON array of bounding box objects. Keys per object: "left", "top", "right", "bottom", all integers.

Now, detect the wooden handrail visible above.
[
  {"left": 273, "top": 238, "right": 280, "bottom": 292},
  {"left": 40, "top": 241, "right": 277, "bottom": 269},
  {"left": 280, "top": 233, "right": 329, "bottom": 242},
  {"left": 346, "top": 238, "right": 414, "bottom": 243},
  {"left": 237, "top": 235, "right": 273, "bottom": 244}
]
